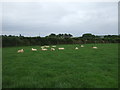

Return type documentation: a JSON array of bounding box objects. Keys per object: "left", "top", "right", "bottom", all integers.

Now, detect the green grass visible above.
[{"left": 2, "top": 44, "right": 118, "bottom": 88}]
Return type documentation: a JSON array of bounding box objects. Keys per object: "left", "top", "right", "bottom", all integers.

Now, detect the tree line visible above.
[{"left": 1, "top": 33, "right": 120, "bottom": 47}]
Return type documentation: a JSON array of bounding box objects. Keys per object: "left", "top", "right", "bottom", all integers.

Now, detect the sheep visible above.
[
  {"left": 17, "top": 49, "right": 24, "bottom": 53},
  {"left": 81, "top": 45, "right": 84, "bottom": 47},
  {"left": 41, "top": 48, "right": 48, "bottom": 51},
  {"left": 58, "top": 48, "right": 64, "bottom": 50},
  {"left": 52, "top": 46, "right": 56, "bottom": 47},
  {"left": 75, "top": 47, "right": 78, "bottom": 50},
  {"left": 41, "top": 47, "right": 44, "bottom": 49},
  {"left": 92, "top": 46, "right": 98, "bottom": 49},
  {"left": 41, "top": 46, "right": 49, "bottom": 48},
  {"left": 51, "top": 48, "right": 55, "bottom": 51},
  {"left": 44, "top": 46, "right": 50, "bottom": 48},
  {"left": 41, "top": 46, "right": 45, "bottom": 48},
  {"left": 32, "top": 48, "right": 37, "bottom": 51}
]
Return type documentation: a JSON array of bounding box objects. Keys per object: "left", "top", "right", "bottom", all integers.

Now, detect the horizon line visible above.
[{"left": 1, "top": 33, "right": 119, "bottom": 37}]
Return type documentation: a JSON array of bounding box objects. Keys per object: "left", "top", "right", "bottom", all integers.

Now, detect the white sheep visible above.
[
  {"left": 17, "top": 49, "right": 24, "bottom": 53},
  {"left": 44, "top": 46, "right": 50, "bottom": 48},
  {"left": 92, "top": 46, "right": 98, "bottom": 49},
  {"left": 81, "top": 45, "right": 84, "bottom": 47},
  {"left": 41, "top": 48, "right": 48, "bottom": 51},
  {"left": 58, "top": 48, "right": 64, "bottom": 50},
  {"left": 75, "top": 47, "right": 78, "bottom": 50},
  {"left": 51, "top": 48, "right": 55, "bottom": 51},
  {"left": 52, "top": 46, "right": 56, "bottom": 47},
  {"left": 41, "top": 46, "right": 45, "bottom": 48},
  {"left": 32, "top": 48, "right": 37, "bottom": 51}
]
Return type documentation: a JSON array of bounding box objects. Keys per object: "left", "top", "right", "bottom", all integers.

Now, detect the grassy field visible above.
[{"left": 2, "top": 44, "right": 118, "bottom": 88}]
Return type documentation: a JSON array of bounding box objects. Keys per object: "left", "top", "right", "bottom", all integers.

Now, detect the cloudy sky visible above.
[{"left": 2, "top": 2, "right": 118, "bottom": 37}]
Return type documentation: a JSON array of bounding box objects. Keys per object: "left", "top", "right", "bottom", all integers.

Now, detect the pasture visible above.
[{"left": 2, "top": 44, "right": 118, "bottom": 88}]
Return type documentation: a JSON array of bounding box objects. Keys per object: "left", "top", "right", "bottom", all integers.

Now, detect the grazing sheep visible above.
[
  {"left": 41, "top": 48, "right": 48, "bottom": 51},
  {"left": 75, "top": 47, "right": 78, "bottom": 50},
  {"left": 41, "top": 46, "right": 45, "bottom": 48},
  {"left": 44, "top": 46, "right": 50, "bottom": 48},
  {"left": 46, "top": 46, "right": 50, "bottom": 48},
  {"left": 92, "top": 47, "right": 98, "bottom": 49},
  {"left": 52, "top": 46, "right": 56, "bottom": 47},
  {"left": 17, "top": 49, "right": 24, "bottom": 53},
  {"left": 81, "top": 45, "right": 84, "bottom": 47},
  {"left": 32, "top": 48, "right": 37, "bottom": 51},
  {"left": 58, "top": 48, "right": 64, "bottom": 50},
  {"left": 41, "top": 46, "right": 49, "bottom": 48},
  {"left": 41, "top": 47, "right": 44, "bottom": 49},
  {"left": 51, "top": 48, "right": 55, "bottom": 51}
]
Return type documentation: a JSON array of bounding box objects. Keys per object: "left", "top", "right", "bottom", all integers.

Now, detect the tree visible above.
[
  {"left": 63, "top": 33, "right": 73, "bottom": 38},
  {"left": 82, "top": 33, "right": 95, "bottom": 39},
  {"left": 68, "top": 34, "right": 73, "bottom": 38},
  {"left": 48, "top": 33, "right": 56, "bottom": 38}
]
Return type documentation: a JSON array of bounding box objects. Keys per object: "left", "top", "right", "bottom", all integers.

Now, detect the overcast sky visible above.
[{"left": 2, "top": 2, "right": 118, "bottom": 37}]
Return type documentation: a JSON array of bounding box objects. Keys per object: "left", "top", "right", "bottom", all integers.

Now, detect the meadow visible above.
[{"left": 2, "top": 44, "right": 118, "bottom": 88}]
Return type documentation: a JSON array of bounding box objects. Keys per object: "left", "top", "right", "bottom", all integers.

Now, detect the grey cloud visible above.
[{"left": 2, "top": 2, "right": 118, "bottom": 37}]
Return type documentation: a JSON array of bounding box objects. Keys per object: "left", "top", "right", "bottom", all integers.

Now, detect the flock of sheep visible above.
[{"left": 17, "top": 45, "right": 98, "bottom": 53}]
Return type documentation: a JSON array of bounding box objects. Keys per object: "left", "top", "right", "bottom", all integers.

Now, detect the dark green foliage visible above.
[
  {"left": 82, "top": 33, "right": 95, "bottom": 39},
  {"left": 1, "top": 33, "right": 120, "bottom": 47}
]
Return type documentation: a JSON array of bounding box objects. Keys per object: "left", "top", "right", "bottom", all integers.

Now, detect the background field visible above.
[{"left": 2, "top": 44, "right": 118, "bottom": 88}]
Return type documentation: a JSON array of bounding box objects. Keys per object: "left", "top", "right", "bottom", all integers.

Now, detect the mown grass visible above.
[{"left": 2, "top": 44, "right": 118, "bottom": 88}]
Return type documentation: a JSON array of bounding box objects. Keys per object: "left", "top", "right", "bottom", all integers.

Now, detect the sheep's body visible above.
[
  {"left": 58, "top": 48, "right": 64, "bottom": 50},
  {"left": 92, "top": 47, "right": 98, "bottom": 49},
  {"left": 42, "top": 48, "right": 48, "bottom": 51},
  {"left": 41, "top": 46, "right": 44, "bottom": 48},
  {"left": 17, "top": 49, "right": 24, "bottom": 53},
  {"left": 52, "top": 46, "right": 56, "bottom": 47},
  {"left": 44, "top": 46, "right": 50, "bottom": 48},
  {"left": 32, "top": 48, "right": 37, "bottom": 51},
  {"left": 41, "top": 46, "right": 49, "bottom": 48},
  {"left": 75, "top": 47, "right": 78, "bottom": 50},
  {"left": 51, "top": 48, "right": 55, "bottom": 51},
  {"left": 81, "top": 45, "right": 84, "bottom": 47}
]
